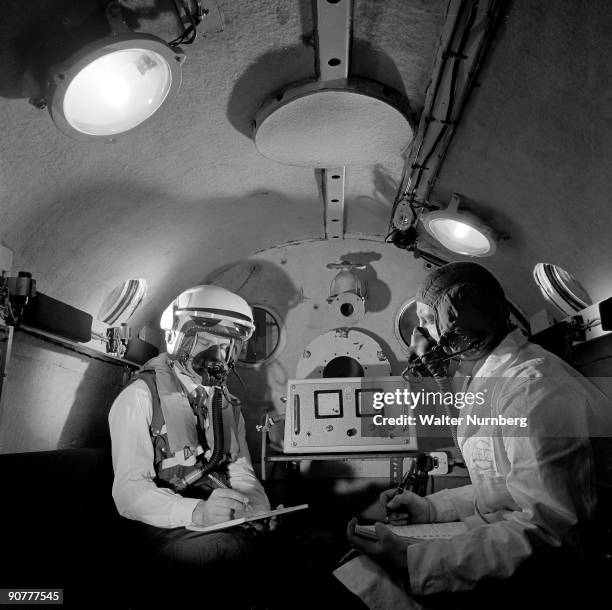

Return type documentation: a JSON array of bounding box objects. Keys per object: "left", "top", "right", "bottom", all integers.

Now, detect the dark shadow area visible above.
[
  {"left": 226, "top": 18, "right": 413, "bottom": 141},
  {"left": 11, "top": 178, "right": 321, "bottom": 343},
  {"left": 351, "top": 38, "right": 410, "bottom": 109},
  {"left": 225, "top": 0, "right": 315, "bottom": 141},
  {"left": 58, "top": 356, "right": 131, "bottom": 449},
  {"left": 0, "top": 448, "right": 128, "bottom": 606},
  {"left": 371, "top": 162, "right": 403, "bottom": 209},
  {"left": 0, "top": 0, "right": 180, "bottom": 101},
  {"left": 323, "top": 355, "right": 365, "bottom": 378},
  {"left": 205, "top": 259, "right": 301, "bottom": 463},
  {"left": 226, "top": 44, "right": 316, "bottom": 140}
]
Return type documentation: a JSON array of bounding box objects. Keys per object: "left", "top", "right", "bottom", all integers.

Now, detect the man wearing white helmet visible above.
[{"left": 108, "top": 285, "right": 273, "bottom": 602}]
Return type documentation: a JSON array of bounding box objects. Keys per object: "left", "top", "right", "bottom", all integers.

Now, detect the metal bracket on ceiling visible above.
[
  {"left": 323, "top": 168, "right": 345, "bottom": 240},
  {"left": 315, "top": 1, "right": 351, "bottom": 239},
  {"left": 314, "top": 0, "right": 352, "bottom": 85}
]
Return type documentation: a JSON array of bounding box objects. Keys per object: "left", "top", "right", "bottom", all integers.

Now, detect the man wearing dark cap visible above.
[{"left": 337, "top": 262, "right": 612, "bottom": 608}]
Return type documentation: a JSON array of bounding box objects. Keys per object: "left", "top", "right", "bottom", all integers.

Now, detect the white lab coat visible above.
[{"left": 336, "top": 329, "right": 612, "bottom": 606}]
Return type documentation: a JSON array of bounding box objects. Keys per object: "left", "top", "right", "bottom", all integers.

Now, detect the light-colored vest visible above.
[{"left": 132, "top": 354, "right": 243, "bottom": 496}]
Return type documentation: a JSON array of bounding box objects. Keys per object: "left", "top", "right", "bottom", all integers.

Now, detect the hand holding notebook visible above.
[
  {"left": 187, "top": 504, "right": 309, "bottom": 533},
  {"left": 354, "top": 521, "right": 467, "bottom": 543}
]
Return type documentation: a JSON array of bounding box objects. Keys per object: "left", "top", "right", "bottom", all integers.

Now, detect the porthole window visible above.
[
  {"left": 97, "top": 279, "right": 147, "bottom": 325},
  {"left": 394, "top": 298, "right": 419, "bottom": 349},
  {"left": 239, "top": 305, "right": 284, "bottom": 365},
  {"left": 533, "top": 263, "right": 592, "bottom": 317}
]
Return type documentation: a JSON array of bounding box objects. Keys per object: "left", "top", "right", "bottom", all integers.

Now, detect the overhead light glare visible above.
[
  {"left": 61, "top": 48, "right": 173, "bottom": 136},
  {"left": 47, "top": 3, "right": 185, "bottom": 140},
  {"left": 422, "top": 194, "right": 497, "bottom": 257}
]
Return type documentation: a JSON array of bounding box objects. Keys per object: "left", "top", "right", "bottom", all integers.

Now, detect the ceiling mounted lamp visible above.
[
  {"left": 45, "top": 2, "right": 186, "bottom": 140},
  {"left": 422, "top": 194, "right": 497, "bottom": 257}
]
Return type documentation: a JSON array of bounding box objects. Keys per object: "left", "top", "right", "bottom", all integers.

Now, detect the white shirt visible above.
[{"left": 108, "top": 373, "right": 270, "bottom": 529}]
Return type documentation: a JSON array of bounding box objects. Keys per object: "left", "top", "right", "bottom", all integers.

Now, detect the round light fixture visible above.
[
  {"left": 48, "top": 33, "right": 185, "bottom": 140},
  {"left": 422, "top": 194, "right": 497, "bottom": 257}
]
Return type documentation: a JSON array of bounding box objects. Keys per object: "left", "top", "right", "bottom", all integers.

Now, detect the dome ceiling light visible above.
[
  {"left": 422, "top": 194, "right": 497, "bottom": 257},
  {"left": 43, "top": 2, "right": 188, "bottom": 140}
]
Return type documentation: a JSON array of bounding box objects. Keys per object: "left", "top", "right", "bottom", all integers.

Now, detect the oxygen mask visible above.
[
  {"left": 177, "top": 326, "right": 241, "bottom": 386},
  {"left": 193, "top": 344, "right": 230, "bottom": 386},
  {"left": 402, "top": 326, "right": 487, "bottom": 381}
]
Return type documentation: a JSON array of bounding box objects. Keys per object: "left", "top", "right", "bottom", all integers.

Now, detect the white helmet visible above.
[{"left": 160, "top": 285, "right": 255, "bottom": 373}]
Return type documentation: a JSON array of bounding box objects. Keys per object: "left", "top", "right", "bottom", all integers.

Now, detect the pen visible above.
[
  {"left": 384, "top": 462, "right": 417, "bottom": 522},
  {"left": 393, "top": 468, "right": 412, "bottom": 498},
  {"left": 207, "top": 473, "right": 251, "bottom": 512}
]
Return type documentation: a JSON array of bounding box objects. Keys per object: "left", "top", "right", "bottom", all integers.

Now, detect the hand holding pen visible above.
[
  {"left": 191, "top": 486, "right": 252, "bottom": 527},
  {"left": 378, "top": 462, "right": 434, "bottom": 525},
  {"left": 207, "top": 472, "right": 252, "bottom": 513}
]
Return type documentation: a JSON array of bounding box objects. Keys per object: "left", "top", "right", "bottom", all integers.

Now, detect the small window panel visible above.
[
  {"left": 97, "top": 279, "right": 147, "bottom": 325},
  {"left": 394, "top": 298, "right": 418, "bottom": 348},
  {"left": 239, "top": 305, "right": 282, "bottom": 365}
]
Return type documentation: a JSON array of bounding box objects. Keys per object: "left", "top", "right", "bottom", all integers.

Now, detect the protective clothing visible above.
[
  {"left": 415, "top": 262, "right": 506, "bottom": 312},
  {"left": 160, "top": 284, "right": 255, "bottom": 378},
  {"left": 109, "top": 356, "right": 270, "bottom": 528},
  {"left": 336, "top": 264, "right": 612, "bottom": 607},
  {"left": 416, "top": 262, "right": 511, "bottom": 341},
  {"left": 130, "top": 354, "right": 243, "bottom": 496},
  {"left": 407, "top": 328, "right": 612, "bottom": 594},
  {"left": 336, "top": 329, "right": 612, "bottom": 606},
  {"left": 109, "top": 285, "right": 269, "bottom": 529}
]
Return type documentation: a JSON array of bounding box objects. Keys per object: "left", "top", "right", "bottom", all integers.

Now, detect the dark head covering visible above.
[
  {"left": 416, "top": 262, "right": 511, "bottom": 336},
  {"left": 416, "top": 262, "right": 505, "bottom": 308}
]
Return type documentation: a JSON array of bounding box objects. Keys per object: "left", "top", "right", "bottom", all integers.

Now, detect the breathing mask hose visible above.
[
  {"left": 171, "top": 386, "right": 225, "bottom": 490},
  {"left": 198, "top": 385, "right": 225, "bottom": 477},
  {"left": 411, "top": 328, "right": 460, "bottom": 450},
  {"left": 171, "top": 349, "right": 229, "bottom": 491}
]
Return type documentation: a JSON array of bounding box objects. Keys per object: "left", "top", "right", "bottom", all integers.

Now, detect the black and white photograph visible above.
[{"left": 0, "top": 0, "right": 611, "bottom": 608}]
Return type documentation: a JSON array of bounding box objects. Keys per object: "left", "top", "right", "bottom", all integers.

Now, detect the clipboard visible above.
[{"left": 186, "top": 503, "right": 309, "bottom": 533}]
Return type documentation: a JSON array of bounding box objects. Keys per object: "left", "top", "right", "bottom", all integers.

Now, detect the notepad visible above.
[
  {"left": 186, "top": 503, "right": 309, "bottom": 533},
  {"left": 354, "top": 521, "right": 467, "bottom": 543}
]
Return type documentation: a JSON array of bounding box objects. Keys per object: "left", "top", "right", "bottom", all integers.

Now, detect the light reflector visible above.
[
  {"left": 422, "top": 194, "right": 497, "bottom": 257},
  {"left": 63, "top": 49, "right": 172, "bottom": 136},
  {"left": 48, "top": 34, "right": 184, "bottom": 140},
  {"left": 428, "top": 218, "right": 492, "bottom": 256}
]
